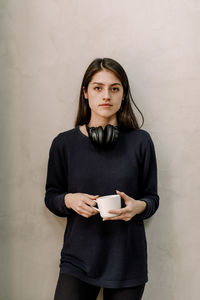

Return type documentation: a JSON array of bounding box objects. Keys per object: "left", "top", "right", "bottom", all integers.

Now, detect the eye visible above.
[
  {"left": 94, "top": 86, "right": 102, "bottom": 91},
  {"left": 112, "top": 87, "right": 120, "bottom": 92}
]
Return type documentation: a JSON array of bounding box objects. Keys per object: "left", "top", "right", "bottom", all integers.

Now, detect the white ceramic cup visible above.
[{"left": 93, "top": 194, "right": 121, "bottom": 218}]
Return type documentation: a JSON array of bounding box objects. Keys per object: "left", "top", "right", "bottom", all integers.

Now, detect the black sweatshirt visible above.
[{"left": 44, "top": 125, "right": 159, "bottom": 288}]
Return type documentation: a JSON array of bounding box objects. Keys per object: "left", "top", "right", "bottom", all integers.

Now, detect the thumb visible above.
[
  {"left": 116, "top": 190, "right": 124, "bottom": 195},
  {"left": 116, "top": 190, "right": 129, "bottom": 202}
]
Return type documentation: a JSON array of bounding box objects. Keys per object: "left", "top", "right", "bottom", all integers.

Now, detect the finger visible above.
[
  {"left": 82, "top": 213, "right": 89, "bottom": 218},
  {"left": 78, "top": 208, "right": 90, "bottom": 216},
  {"left": 103, "top": 214, "right": 127, "bottom": 221},
  {"left": 85, "top": 198, "right": 98, "bottom": 207},
  {"left": 87, "top": 194, "right": 100, "bottom": 199},
  {"left": 83, "top": 196, "right": 98, "bottom": 205},
  {"left": 80, "top": 209, "right": 96, "bottom": 218},
  {"left": 78, "top": 204, "right": 95, "bottom": 215},
  {"left": 108, "top": 208, "right": 128, "bottom": 214},
  {"left": 81, "top": 208, "right": 98, "bottom": 218},
  {"left": 85, "top": 205, "right": 96, "bottom": 214}
]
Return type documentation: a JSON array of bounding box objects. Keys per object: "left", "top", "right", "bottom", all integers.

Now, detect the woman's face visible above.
[{"left": 83, "top": 69, "right": 124, "bottom": 123}]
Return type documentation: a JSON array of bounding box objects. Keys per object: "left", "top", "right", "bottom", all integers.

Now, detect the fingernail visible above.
[{"left": 116, "top": 190, "right": 120, "bottom": 193}]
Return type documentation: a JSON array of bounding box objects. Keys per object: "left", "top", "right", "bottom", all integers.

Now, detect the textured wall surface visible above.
[{"left": 0, "top": 0, "right": 200, "bottom": 299}]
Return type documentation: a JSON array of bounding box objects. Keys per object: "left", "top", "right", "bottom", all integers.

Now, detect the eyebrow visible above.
[{"left": 92, "top": 82, "right": 122, "bottom": 86}]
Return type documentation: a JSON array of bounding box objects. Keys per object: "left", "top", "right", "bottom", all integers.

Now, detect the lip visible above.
[{"left": 99, "top": 104, "right": 112, "bottom": 107}]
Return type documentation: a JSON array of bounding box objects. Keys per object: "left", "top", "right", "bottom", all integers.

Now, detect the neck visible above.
[
  {"left": 88, "top": 122, "right": 118, "bottom": 128},
  {"left": 87, "top": 120, "right": 118, "bottom": 129}
]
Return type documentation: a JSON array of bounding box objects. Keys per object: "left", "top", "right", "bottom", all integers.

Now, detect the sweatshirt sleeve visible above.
[
  {"left": 44, "top": 135, "right": 72, "bottom": 217},
  {"left": 134, "top": 133, "right": 159, "bottom": 221}
]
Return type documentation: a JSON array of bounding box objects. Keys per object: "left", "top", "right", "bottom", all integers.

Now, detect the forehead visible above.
[{"left": 90, "top": 69, "right": 122, "bottom": 85}]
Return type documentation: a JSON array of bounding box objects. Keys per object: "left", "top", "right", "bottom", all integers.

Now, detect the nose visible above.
[{"left": 103, "top": 88, "right": 111, "bottom": 100}]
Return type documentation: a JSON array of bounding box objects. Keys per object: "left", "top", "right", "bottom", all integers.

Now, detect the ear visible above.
[{"left": 83, "top": 86, "right": 88, "bottom": 99}]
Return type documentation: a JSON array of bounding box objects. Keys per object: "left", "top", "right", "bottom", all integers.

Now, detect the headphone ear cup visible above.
[
  {"left": 105, "top": 124, "right": 119, "bottom": 144},
  {"left": 90, "top": 126, "right": 104, "bottom": 145},
  {"left": 104, "top": 124, "right": 114, "bottom": 144},
  {"left": 96, "top": 126, "right": 104, "bottom": 145}
]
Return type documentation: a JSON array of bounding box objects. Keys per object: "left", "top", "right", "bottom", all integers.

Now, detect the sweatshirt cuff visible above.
[
  {"left": 134, "top": 198, "right": 153, "bottom": 220},
  {"left": 54, "top": 193, "right": 72, "bottom": 217},
  {"left": 59, "top": 193, "right": 71, "bottom": 215}
]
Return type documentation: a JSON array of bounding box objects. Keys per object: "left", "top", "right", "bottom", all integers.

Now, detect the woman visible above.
[{"left": 44, "top": 57, "right": 159, "bottom": 300}]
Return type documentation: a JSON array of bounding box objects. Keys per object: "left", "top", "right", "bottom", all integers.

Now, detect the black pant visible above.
[{"left": 54, "top": 273, "right": 145, "bottom": 300}]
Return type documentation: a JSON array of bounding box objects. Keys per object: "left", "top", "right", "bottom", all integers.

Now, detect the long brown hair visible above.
[{"left": 74, "top": 58, "right": 144, "bottom": 129}]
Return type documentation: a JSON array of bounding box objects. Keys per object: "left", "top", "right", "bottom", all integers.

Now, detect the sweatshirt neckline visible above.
[{"left": 76, "top": 125, "right": 89, "bottom": 139}]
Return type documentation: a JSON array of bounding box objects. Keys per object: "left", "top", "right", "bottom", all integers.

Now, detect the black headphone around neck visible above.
[{"left": 86, "top": 123, "right": 119, "bottom": 149}]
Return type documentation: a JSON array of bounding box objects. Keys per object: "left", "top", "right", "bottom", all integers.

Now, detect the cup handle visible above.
[{"left": 93, "top": 200, "right": 100, "bottom": 212}]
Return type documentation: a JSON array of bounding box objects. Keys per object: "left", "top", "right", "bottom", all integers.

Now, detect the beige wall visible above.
[{"left": 1, "top": 0, "right": 200, "bottom": 299}]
